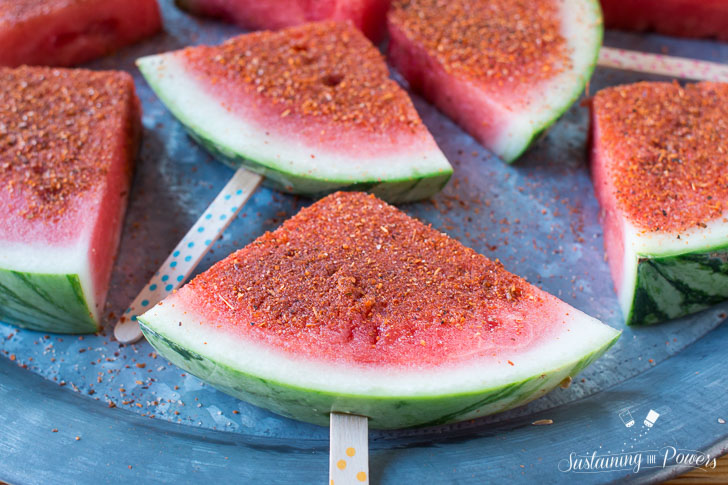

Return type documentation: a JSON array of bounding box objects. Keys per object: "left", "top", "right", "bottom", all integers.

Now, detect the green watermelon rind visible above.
[
  {"left": 0, "top": 268, "right": 97, "bottom": 334},
  {"left": 137, "top": 56, "right": 453, "bottom": 204},
  {"left": 139, "top": 320, "right": 619, "bottom": 429},
  {"left": 626, "top": 243, "right": 728, "bottom": 326},
  {"left": 186, "top": 129, "right": 452, "bottom": 204}
]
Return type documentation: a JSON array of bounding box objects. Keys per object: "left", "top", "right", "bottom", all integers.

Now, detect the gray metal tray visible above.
[{"left": 1, "top": 2, "right": 727, "bottom": 483}]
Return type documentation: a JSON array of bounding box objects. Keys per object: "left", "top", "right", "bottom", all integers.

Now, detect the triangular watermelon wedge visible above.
[
  {"left": 176, "top": 0, "right": 391, "bottom": 42},
  {"left": 600, "top": 0, "right": 728, "bottom": 41},
  {"left": 139, "top": 192, "right": 619, "bottom": 429},
  {"left": 0, "top": 66, "right": 140, "bottom": 333},
  {"left": 387, "top": 0, "right": 602, "bottom": 163},
  {"left": 0, "top": 0, "right": 161, "bottom": 67},
  {"left": 136, "top": 21, "right": 453, "bottom": 204},
  {"left": 591, "top": 81, "right": 728, "bottom": 325}
]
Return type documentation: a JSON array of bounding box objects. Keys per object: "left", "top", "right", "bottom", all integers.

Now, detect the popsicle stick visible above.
[
  {"left": 113, "top": 168, "right": 263, "bottom": 344},
  {"left": 330, "top": 413, "right": 369, "bottom": 485},
  {"left": 598, "top": 46, "right": 728, "bottom": 82}
]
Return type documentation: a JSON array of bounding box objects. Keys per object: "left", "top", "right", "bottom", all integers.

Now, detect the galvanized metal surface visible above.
[{"left": 1, "top": 2, "right": 727, "bottom": 483}]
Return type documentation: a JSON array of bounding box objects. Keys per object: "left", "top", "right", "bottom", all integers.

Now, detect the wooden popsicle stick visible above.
[
  {"left": 113, "top": 168, "right": 263, "bottom": 344},
  {"left": 330, "top": 413, "right": 369, "bottom": 485},
  {"left": 598, "top": 46, "right": 728, "bottom": 82}
]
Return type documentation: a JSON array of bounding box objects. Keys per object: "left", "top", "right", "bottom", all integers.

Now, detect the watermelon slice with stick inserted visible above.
[
  {"left": 0, "top": 0, "right": 161, "bottom": 67},
  {"left": 387, "top": 0, "right": 602, "bottom": 163},
  {"left": 139, "top": 192, "right": 619, "bottom": 429},
  {"left": 0, "top": 66, "right": 140, "bottom": 333},
  {"left": 591, "top": 81, "right": 728, "bottom": 325},
  {"left": 176, "top": 0, "right": 391, "bottom": 42},
  {"left": 600, "top": 0, "right": 728, "bottom": 41},
  {"left": 136, "top": 21, "right": 452, "bottom": 204}
]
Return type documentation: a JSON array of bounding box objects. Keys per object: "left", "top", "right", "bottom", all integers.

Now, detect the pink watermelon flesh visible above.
[
  {"left": 590, "top": 112, "right": 628, "bottom": 296},
  {"left": 0, "top": 66, "right": 140, "bottom": 332},
  {"left": 601, "top": 0, "right": 728, "bottom": 41},
  {"left": 176, "top": 21, "right": 433, "bottom": 158},
  {"left": 172, "top": 245, "right": 588, "bottom": 366},
  {"left": 155, "top": 190, "right": 604, "bottom": 367},
  {"left": 387, "top": 0, "right": 602, "bottom": 163},
  {"left": 0, "top": 0, "right": 161, "bottom": 67},
  {"left": 176, "top": 0, "right": 390, "bottom": 42}
]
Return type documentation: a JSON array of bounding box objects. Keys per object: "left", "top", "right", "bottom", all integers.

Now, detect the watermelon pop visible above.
[
  {"left": 136, "top": 20, "right": 452, "bottom": 204},
  {"left": 0, "top": 66, "right": 140, "bottom": 333},
  {"left": 116, "top": 20, "right": 451, "bottom": 343},
  {"left": 387, "top": 0, "right": 602, "bottom": 163},
  {"left": 591, "top": 81, "right": 728, "bottom": 325},
  {"left": 138, "top": 191, "right": 620, "bottom": 428}
]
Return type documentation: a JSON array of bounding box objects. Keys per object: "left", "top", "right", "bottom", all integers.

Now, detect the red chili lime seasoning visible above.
[
  {"left": 187, "top": 191, "right": 541, "bottom": 366},
  {"left": 388, "top": 0, "right": 571, "bottom": 86},
  {"left": 1, "top": 65, "right": 138, "bottom": 221},
  {"left": 593, "top": 82, "right": 728, "bottom": 233},
  {"left": 181, "top": 21, "right": 422, "bottom": 134}
]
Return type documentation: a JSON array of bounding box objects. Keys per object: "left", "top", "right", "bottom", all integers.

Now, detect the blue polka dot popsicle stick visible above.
[{"left": 114, "top": 168, "right": 263, "bottom": 344}]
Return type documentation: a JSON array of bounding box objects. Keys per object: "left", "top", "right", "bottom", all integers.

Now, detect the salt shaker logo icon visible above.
[
  {"left": 619, "top": 409, "right": 635, "bottom": 428},
  {"left": 644, "top": 409, "right": 660, "bottom": 428}
]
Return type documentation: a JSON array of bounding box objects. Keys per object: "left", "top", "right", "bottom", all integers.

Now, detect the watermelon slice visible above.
[
  {"left": 136, "top": 21, "right": 452, "bottom": 204},
  {"left": 387, "top": 0, "right": 602, "bottom": 163},
  {"left": 591, "top": 81, "right": 728, "bottom": 326},
  {"left": 0, "top": 0, "right": 162, "bottom": 67},
  {"left": 138, "top": 192, "right": 619, "bottom": 429},
  {"left": 175, "top": 0, "right": 390, "bottom": 42},
  {"left": 600, "top": 0, "right": 728, "bottom": 41},
  {"left": 0, "top": 66, "right": 140, "bottom": 333}
]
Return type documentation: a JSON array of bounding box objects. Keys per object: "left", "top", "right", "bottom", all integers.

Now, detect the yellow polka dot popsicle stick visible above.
[{"left": 330, "top": 413, "right": 369, "bottom": 485}]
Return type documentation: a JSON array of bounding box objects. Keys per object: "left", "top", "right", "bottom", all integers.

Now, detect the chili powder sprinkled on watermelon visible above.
[
  {"left": 188, "top": 192, "right": 538, "bottom": 336},
  {"left": 388, "top": 0, "right": 571, "bottom": 86},
  {"left": 181, "top": 21, "right": 422, "bottom": 132},
  {"left": 0, "top": 66, "right": 135, "bottom": 220},
  {"left": 594, "top": 82, "right": 728, "bottom": 233}
]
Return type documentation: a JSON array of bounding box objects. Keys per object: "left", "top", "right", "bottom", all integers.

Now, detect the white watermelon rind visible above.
[
  {"left": 138, "top": 302, "right": 620, "bottom": 429},
  {"left": 489, "top": 0, "right": 603, "bottom": 162},
  {"left": 488, "top": 0, "right": 604, "bottom": 163},
  {"left": 186, "top": 127, "right": 452, "bottom": 203},
  {"left": 140, "top": 323, "right": 618, "bottom": 429},
  {"left": 136, "top": 54, "right": 453, "bottom": 204},
  {"left": 500, "top": 0, "right": 604, "bottom": 163}
]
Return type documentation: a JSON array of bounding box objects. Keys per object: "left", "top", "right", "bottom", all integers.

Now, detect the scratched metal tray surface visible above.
[{"left": 2, "top": 2, "right": 728, "bottom": 483}]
